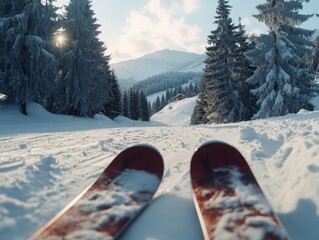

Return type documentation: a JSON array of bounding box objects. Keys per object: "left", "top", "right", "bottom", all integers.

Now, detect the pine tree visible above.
[
  {"left": 122, "top": 91, "right": 129, "bottom": 118},
  {"left": 103, "top": 70, "right": 122, "bottom": 119},
  {"left": 148, "top": 101, "right": 153, "bottom": 115},
  {"left": 312, "top": 36, "right": 319, "bottom": 71},
  {"left": 191, "top": 79, "right": 209, "bottom": 125},
  {"left": 59, "top": 0, "right": 111, "bottom": 117},
  {"left": 246, "top": 0, "right": 315, "bottom": 119},
  {"left": 160, "top": 95, "right": 166, "bottom": 109},
  {"left": 139, "top": 91, "right": 150, "bottom": 121},
  {"left": 189, "top": 82, "right": 195, "bottom": 96},
  {"left": 154, "top": 96, "right": 161, "bottom": 113},
  {"left": 165, "top": 89, "right": 171, "bottom": 102},
  {"left": 192, "top": 0, "right": 251, "bottom": 124},
  {"left": 0, "top": 0, "right": 57, "bottom": 114},
  {"left": 152, "top": 101, "right": 156, "bottom": 114},
  {"left": 235, "top": 19, "right": 257, "bottom": 120},
  {"left": 110, "top": 70, "right": 122, "bottom": 118},
  {"left": 129, "top": 89, "right": 139, "bottom": 120},
  {"left": 38, "top": 0, "right": 60, "bottom": 112}
]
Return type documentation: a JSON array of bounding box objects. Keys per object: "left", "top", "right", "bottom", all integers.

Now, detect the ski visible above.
[
  {"left": 190, "top": 141, "right": 290, "bottom": 240},
  {"left": 29, "top": 145, "right": 164, "bottom": 240}
]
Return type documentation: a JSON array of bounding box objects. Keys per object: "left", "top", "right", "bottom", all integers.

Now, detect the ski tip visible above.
[
  {"left": 191, "top": 141, "right": 251, "bottom": 180},
  {"left": 194, "top": 140, "right": 235, "bottom": 152},
  {"left": 104, "top": 144, "right": 165, "bottom": 180}
]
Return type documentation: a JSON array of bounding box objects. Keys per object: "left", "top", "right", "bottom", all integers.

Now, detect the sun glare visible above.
[
  {"left": 54, "top": 31, "right": 67, "bottom": 48},
  {"left": 56, "top": 35, "right": 65, "bottom": 45}
]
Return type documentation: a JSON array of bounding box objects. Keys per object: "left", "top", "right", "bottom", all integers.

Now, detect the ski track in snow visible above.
[{"left": 1, "top": 101, "right": 319, "bottom": 240}]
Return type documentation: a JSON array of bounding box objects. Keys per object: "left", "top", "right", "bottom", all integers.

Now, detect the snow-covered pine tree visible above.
[
  {"left": 245, "top": 0, "right": 315, "bottom": 119},
  {"left": 103, "top": 70, "right": 122, "bottom": 119},
  {"left": 312, "top": 36, "right": 319, "bottom": 71},
  {"left": 160, "top": 94, "right": 166, "bottom": 109},
  {"left": 37, "top": 0, "right": 59, "bottom": 112},
  {"left": 191, "top": 79, "right": 209, "bottom": 125},
  {"left": 59, "top": 0, "right": 111, "bottom": 117},
  {"left": 154, "top": 96, "right": 161, "bottom": 113},
  {"left": 111, "top": 70, "right": 122, "bottom": 118},
  {"left": 165, "top": 89, "right": 171, "bottom": 102},
  {"left": 139, "top": 91, "right": 150, "bottom": 121},
  {"left": 90, "top": 30, "right": 113, "bottom": 117},
  {"left": 148, "top": 101, "right": 153, "bottom": 115},
  {"left": 190, "top": 102, "right": 206, "bottom": 125},
  {"left": 192, "top": 0, "right": 251, "bottom": 124},
  {"left": 0, "top": 0, "right": 57, "bottom": 114},
  {"left": 235, "top": 19, "right": 257, "bottom": 120},
  {"left": 122, "top": 90, "right": 129, "bottom": 118},
  {"left": 129, "top": 88, "right": 139, "bottom": 120}
]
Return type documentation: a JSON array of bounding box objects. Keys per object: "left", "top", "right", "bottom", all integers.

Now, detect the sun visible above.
[
  {"left": 56, "top": 35, "right": 65, "bottom": 46},
  {"left": 54, "top": 30, "right": 67, "bottom": 48}
]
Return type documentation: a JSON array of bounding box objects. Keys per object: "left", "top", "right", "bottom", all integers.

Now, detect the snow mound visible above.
[
  {"left": 0, "top": 102, "right": 64, "bottom": 124},
  {"left": 0, "top": 102, "right": 162, "bottom": 135}
]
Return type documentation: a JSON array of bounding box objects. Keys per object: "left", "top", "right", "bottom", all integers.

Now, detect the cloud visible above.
[
  {"left": 240, "top": 17, "right": 251, "bottom": 26},
  {"left": 238, "top": 17, "right": 268, "bottom": 37},
  {"left": 183, "top": 0, "right": 200, "bottom": 14},
  {"left": 110, "top": 0, "right": 202, "bottom": 63}
]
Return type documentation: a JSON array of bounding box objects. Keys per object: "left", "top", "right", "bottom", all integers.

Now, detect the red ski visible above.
[
  {"left": 191, "top": 141, "right": 289, "bottom": 240},
  {"left": 29, "top": 145, "right": 164, "bottom": 240}
]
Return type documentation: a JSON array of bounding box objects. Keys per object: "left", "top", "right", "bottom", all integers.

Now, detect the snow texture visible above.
[
  {"left": 203, "top": 166, "right": 287, "bottom": 239},
  {"left": 1, "top": 97, "right": 319, "bottom": 240},
  {"left": 40, "top": 169, "right": 160, "bottom": 239}
]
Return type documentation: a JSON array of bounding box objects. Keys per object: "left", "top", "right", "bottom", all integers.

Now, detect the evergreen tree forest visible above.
[
  {"left": 122, "top": 88, "right": 150, "bottom": 121},
  {"left": 133, "top": 72, "right": 201, "bottom": 96},
  {"left": 0, "top": 0, "right": 123, "bottom": 120},
  {"left": 192, "top": 0, "right": 318, "bottom": 125},
  {"left": 1, "top": 0, "right": 318, "bottom": 124},
  {"left": 132, "top": 71, "right": 200, "bottom": 115},
  {"left": 150, "top": 81, "right": 199, "bottom": 114}
]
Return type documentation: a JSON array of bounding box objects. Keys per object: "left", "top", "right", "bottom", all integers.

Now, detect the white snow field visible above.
[{"left": 1, "top": 97, "right": 319, "bottom": 240}]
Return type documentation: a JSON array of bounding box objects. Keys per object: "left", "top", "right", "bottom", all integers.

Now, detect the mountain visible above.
[{"left": 111, "top": 49, "right": 205, "bottom": 89}]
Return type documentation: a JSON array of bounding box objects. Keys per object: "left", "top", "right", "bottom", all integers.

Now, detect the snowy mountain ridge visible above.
[{"left": 111, "top": 49, "right": 205, "bottom": 89}]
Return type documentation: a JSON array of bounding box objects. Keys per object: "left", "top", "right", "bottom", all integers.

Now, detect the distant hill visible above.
[{"left": 111, "top": 49, "right": 205, "bottom": 89}]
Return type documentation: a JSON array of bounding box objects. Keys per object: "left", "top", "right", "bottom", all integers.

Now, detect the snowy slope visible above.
[
  {"left": 1, "top": 101, "right": 319, "bottom": 240},
  {"left": 151, "top": 96, "right": 196, "bottom": 126},
  {"left": 111, "top": 49, "right": 205, "bottom": 88}
]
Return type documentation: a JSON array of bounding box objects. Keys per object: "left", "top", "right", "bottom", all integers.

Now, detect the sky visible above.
[{"left": 56, "top": 0, "right": 319, "bottom": 63}]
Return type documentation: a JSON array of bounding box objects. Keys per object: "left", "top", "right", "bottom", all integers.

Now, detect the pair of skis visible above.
[{"left": 29, "top": 142, "right": 289, "bottom": 240}]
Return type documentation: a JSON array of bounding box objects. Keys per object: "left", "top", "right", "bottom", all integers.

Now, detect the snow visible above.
[
  {"left": 151, "top": 96, "right": 197, "bottom": 126},
  {"left": 0, "top": 93, "right": 6, "bottom": 100},
  {"left": 1, "top": 97, "right": 319, "bottom": 240}
]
